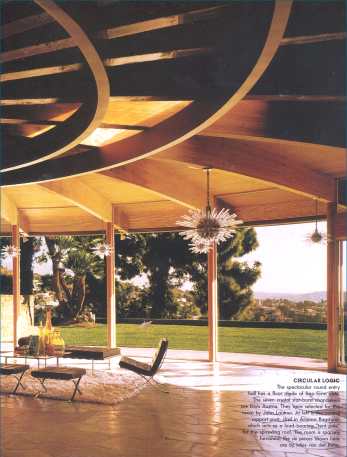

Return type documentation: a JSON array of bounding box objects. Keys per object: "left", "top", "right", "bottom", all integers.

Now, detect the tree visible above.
[
  {"left": 1, "top": 237, "right": 39, "bottom": 295},
  {"left": 189, "top": 228, "right": 261, "bottom": 320},
  {"left": 36, "top": 227, "right": 261, "bottom": 322},
  {"left": 141, "top": 233, "right": 195, "bottom": 318},
  {"left": 38, "top": 236, "right": 105, "bottom": 321},
  {"left": 118, "top": 228, "right": 260, "bottom": 320}
]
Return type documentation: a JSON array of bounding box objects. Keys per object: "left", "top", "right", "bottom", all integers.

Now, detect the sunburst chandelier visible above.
[
  {"left": 176, "top": 168, "right": 242, "bottom": 253},
  {"left": 306, "top": 199, "right": 327, "bottom": 244},
  {"left": 1, "top": 245, "right": 20, "bottom": 259},
  {"left": 92, "top": 242, "right": 113, "bottom": 257}
]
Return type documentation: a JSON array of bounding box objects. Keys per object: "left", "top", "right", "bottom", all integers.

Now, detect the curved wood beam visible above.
[
  {"left": 2, "top": 1, "right": 292, "bottom": 186},
  {"left": 202, "top": 98, "right": 346, "bottom": 148},
  {"left": 1, "top": 0, "right": 109, "bottom": 172},
  {"left": 100, "top": 160, "right": 205, "bottom": 209},
  {"left": 159, "top": 135, "right": 337, "bottom": 203}
]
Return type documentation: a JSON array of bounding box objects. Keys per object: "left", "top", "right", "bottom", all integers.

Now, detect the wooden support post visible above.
[
  {"left": 208, "top": 242, "right": 218, "bottom": 362},
  {"left": 12, "top": 224, "right": 20, "bottom": 346},
  {"left": 327, "top": 202, "right": 339, "bottom": 372},
  {"left": 338, "top": 241, "right": 344, "bottom": 367},
  {"left": 106, "top": 221, "right": 116, "bottom": 348}
]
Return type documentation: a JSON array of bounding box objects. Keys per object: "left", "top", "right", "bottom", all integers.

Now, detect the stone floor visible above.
[{"left": 1, "top": 354, "right": 346, "bottom": 457}]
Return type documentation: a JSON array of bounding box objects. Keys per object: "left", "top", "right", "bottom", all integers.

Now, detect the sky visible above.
[
  {"left": 242, "top": 221, "right": 327, "bottom": 293},
  {"left": 1, "top": 221, "right": 336, "bottom": 294}
]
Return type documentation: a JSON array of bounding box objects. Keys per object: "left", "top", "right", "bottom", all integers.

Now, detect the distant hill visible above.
[{"left": 254, "top": 291, "right": 326, "bottom": 303}]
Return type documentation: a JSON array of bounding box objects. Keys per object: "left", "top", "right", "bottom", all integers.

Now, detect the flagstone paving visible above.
[{"left": 1, "top": 357, "right": 346, "bottom": 457}]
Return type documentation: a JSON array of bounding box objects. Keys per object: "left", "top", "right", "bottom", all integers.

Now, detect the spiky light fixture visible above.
[
  {"left": 92, "top": 242, "right": 113, "bottom": 257},
  {"left": 176, "top": 168, "right": 242, "bottom": 253},
  {"left": 1, "top": 245, "right": 20, "bottom": 259}
]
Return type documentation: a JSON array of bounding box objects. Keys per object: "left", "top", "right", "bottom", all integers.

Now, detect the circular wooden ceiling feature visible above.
[
  {"left": 1, "top": 0, "right": 110, "bottom": 172},
  {"left": 2, "top": 1, "right": 292, "bottom": 186}
]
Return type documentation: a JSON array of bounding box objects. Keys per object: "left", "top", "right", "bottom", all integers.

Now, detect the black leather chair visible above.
[{"left": 119, "top": 338, "right": 169, "bottom": 392}]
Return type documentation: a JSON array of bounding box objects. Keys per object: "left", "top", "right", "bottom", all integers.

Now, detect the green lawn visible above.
[{"left": 59, "top": 323, "right": 327, "bottom": 360}]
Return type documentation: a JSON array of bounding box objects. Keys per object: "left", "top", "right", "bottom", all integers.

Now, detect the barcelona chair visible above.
[{"left": 119, "top": 338, "right": 169, "bottom": 393}]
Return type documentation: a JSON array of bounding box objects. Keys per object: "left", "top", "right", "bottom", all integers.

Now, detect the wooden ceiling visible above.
[{"left": 0, "top": 0, "right": 346, "bottom": 234}]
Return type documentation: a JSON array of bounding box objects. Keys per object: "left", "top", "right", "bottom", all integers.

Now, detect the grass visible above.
[{"left": 59, "top": 323, "right": 327, "bottom": 360}]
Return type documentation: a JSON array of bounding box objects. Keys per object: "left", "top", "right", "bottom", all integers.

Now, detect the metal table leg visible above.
[
  {"left": 13, "top": 369, "right": 28, "bottom": 394},
  {"left": 71, "top": 377, "right": 83, "bottom": 401}
]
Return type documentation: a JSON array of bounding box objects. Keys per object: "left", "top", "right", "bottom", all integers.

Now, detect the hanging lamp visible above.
[
  {"left": 176, "top": 168, "right": 242, "bottom": 253},
  {"left": 92, "top": 242, "right": 113, "bottom": 257},
  {"left": 1, "top": 244, "right": 20, "bottom": 259},
  {"left": 306, "top": 199, "right": 327, "bottom": 244}
]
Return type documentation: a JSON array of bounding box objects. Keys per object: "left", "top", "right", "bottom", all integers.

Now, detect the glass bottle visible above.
[
  {"left": 38, "top": 321, "right": 46, "bottom": 356},
  {"left": 51, "top": 329, "right": 65, "bottom": 356},
  {"left": 44, "top": 307, "right": 55, "bottom": 355}
]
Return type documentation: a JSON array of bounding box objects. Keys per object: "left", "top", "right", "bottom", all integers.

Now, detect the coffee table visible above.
[{"left": 0, "top": 352, "right": 70, "bottom": 369}]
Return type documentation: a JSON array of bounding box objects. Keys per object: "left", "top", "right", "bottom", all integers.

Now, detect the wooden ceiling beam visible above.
[
  {"left": 113, "top": 206, "right": 129, "bottom": 231},
  {"left": 1, "top": 46, "right": 210, "bottom": 82},
  {"left": 1, "top": 190, "right": 18, "bottom": 225},
  {"left": 97, "top": 6, "right": 226, "bottom": 39},
  {"left": 0, "top": 118, "right": 59, "bottom": 126},
  {"left": 203, "top": 98, "right": 345, "bottom": 148},
  {"left": 0, "top": 6, "right": 224, "bottom": 63},
  {"left": 245, "top": 95, "right": 346, "bottom": 102},
  {"left": 2, "top": 11, "right": 54, "bottom": 38},
  {"left": 109, "top": 95, "right": 194, "bottom": 102},
  {"left": 39, "top": 179, "right": 113, "bottom": 222},
  {"left": 18, "top": 213, "right": 30, "bottom": 235},
  {"left": 0, "top": 190, "right": 31, "bottom": 233},
  {"left": 0, "top": 63, "right": 82, "bottom": 83},
  {"left": 114, "top": 201, "right": 186, "bottom": 231},
  {"left": 0, "top": 98, "right": 61, "bottom": 106},
  {"left": 234, "top": 199, "right": 328, "bottom": 224},
  {"left": 100, "top": 160, "right": 205, "bottom": 209},
  {"left": 281, "top": 32, "right": 346, "bottom": 46},
  {"left": 0, "top": 37, "right": 74, "bottom": 64},
  {"left": 160, "top": 136, "right": 336, "bottom": 203},
  {"left": 104, "top": 47, "right": 211, "bottom": 67},
  {"left": 0, "top": 117, "right": 145, "bottom": 132}
]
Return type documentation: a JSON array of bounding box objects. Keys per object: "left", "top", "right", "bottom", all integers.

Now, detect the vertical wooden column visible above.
[
  {"left": 12, "top": 224, "right": 20, "bottom": 346},
  {"left": 208, "top": 241, "right": 218, "bottom": 362},
  {"left": 338, "top": 241, "right": 344, "bottom": 366},
  {"left": 327, "top": 202, "right": 339, "bottom": 372},
  {"left": 106, "top": 221, "right": 116, "bottom": 348}
]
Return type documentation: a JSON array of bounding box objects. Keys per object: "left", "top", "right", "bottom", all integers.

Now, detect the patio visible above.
[{"left": 2, "top": 354, "right": 346, "bottom": 457}]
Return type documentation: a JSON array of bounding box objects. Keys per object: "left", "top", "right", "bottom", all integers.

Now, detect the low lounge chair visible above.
[{"left": 119, "top": 338, "right": 169, "bottom": 392}]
